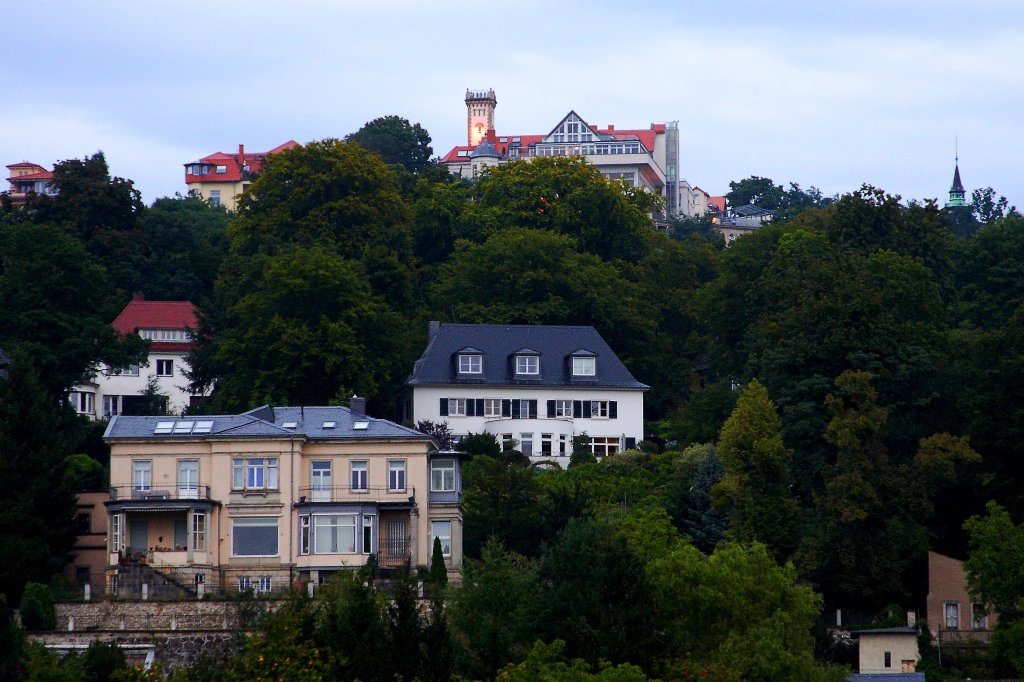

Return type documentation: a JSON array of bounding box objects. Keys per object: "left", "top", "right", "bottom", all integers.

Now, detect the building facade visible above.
[
  {"left": 5, "top": 161, "right": 56, "bottom": 206},
  {"left": 926, "top": 550, "right": 996, "bottom": 644},
  {"left": 69, "top": 294, "right": 210, "bottom": 420},
  {"left": 184, "top": 141, "right": 297, "bottom": 211},
  {"left": 103, "top": 401, "right": 462, "bottom": 594},
  {"left": 440, "top": 89, "right": 706, "bottom": 220},
  {"left": 405, "top": 323, "right": 646, "bottom": 468}
]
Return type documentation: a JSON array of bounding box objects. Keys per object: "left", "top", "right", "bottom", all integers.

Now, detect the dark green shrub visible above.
[{"left": 19, "top": 583, "right": 56, "bottom": 631}]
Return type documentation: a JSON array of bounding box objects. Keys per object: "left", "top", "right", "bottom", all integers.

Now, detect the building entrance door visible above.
[{"left": 129, "top": 519, "right": 148, "bottom": 555}]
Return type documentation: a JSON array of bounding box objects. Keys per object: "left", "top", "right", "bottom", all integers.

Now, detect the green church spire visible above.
[{"left": 945, "top": 153, "right": 966, "bottom": 208}]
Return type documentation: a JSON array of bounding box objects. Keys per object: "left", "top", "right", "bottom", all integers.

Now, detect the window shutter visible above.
[
  {"left": 466, "top": 399, "right": 476, "bottom": 417},
  {"left": 529, "top": 400, "right": 538, "bottom": 418},
  {"left": 547, "top": 400, "right": 556, "bottom": 418},
  {"left": 609, "top": 401, "right": 618, "bottom": 419},
  {"left": 502, "top": 399, "right": 511, "bottom": 417},
  {"left": 583, "top": 401, "right": 592, "bottom": 418},
  {"left": 511, "top": 400, "right": 521, "bottom": 419},
  {"left": 573, "top": 401, "right": 582, "bottom": 418},
  {"left": 439, "top": 398, "right": 448, "bottom": 416},
  {"left": 476, "top": 399, "right": 484, "bottom": 416}
]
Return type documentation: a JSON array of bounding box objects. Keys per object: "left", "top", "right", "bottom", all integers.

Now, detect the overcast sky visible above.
[{"left": 3, "top": 1, "right": 1022, "bottom": 209}]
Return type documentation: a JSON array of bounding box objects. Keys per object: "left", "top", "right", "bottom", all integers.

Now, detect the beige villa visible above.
[{"left": 103, "top": 399, "right": 462, "bottom": 595}]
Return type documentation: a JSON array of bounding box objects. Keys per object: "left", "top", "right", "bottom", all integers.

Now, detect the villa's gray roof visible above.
[
  {"left": 104, "top": 405, "right": 429, "bottom": 442},
  {"left": 406, "top": 323, "right": 648, "bottom": 390},
  {"left": 469, "top": 141, "right": 501, "bottom": 159}
]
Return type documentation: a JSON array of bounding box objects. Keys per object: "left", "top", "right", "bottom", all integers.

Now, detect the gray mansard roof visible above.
[
  {"left": 406, "top": 323, "right": 648, "bottom": 390},
  {"left": 104, "top": 405, "right": 429, "bottom": 442}
]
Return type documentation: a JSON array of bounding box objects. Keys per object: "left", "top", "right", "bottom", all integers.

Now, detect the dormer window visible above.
[
  {"left": 459, "top": 354, "right": 482, "bottom": 374},
  {"left": 516, "top": 355, "right": 540, "bottom": 375},
  {"left": 572, "top": 356, "right": 596, "bottom": 376},
  {"left": 215, "top": 165, "right": 227, "bottom": 174}
]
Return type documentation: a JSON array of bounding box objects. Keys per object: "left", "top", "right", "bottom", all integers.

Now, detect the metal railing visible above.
[
  {"left": 109, "top": 485, "right": 213, "bottom": 501},
  {"left": 297, "top": 486, "right": 416, "bottom": 504},
  {"left": 378, "top": 536, "right": 412, "bottom": 568}
]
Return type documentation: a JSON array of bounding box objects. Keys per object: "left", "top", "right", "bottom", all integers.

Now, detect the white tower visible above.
[{"left": 466, "top": 89, "right": 497, "bottom": 146}]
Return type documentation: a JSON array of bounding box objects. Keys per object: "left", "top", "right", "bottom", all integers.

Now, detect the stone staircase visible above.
[{"left": 114, "top": 563, "right": 194, "bottom": 599}]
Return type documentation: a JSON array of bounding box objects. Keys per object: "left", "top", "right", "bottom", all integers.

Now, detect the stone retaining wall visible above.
[{"left": 55, "top": 599, "right": 275, "bottom": 632}]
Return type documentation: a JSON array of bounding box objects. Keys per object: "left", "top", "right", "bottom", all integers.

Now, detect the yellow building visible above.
[
  {"left": 183, "top": 141, "right": 297, "bottom": 211},
  {"left": 103, "top": 399, "right": 462, "bottom": 595}
]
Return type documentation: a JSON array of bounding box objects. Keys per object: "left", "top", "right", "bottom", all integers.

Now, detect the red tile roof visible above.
[
  {"left": 709, "top": 196, "right": 727, "bottom": 213},
  {"left": 184, "top": 140, "right": 299, "bottom": 184},
  {"left": 113, "top": 300, "right": 198, "bottom": 335},
  {"left": 9, "top": 170, "right": 53, "bottom": 181}
]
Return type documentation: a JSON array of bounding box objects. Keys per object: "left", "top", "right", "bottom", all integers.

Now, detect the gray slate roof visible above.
[
  {"left": 406, "top": 323, "right": 648, "bottom": 390},
  {"left": 104, "top": 405, "right": 429, "bottom": 441}
]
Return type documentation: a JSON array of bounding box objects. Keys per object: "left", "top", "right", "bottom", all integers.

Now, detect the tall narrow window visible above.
[
  {"left": 177, "top": 460, "right": 199, "bottom": 499},
  {"left": 389, "top": 460, "right": 406, "bottom": 491},
  {"left": 192, "top": 512, "right": 206, "bottom": 551},
  {"left": 944, "top": 602, "right": 960, "bottom": 629},
  {"left": 299, "top": 515, "right": 311, "bottom": 555},
  {"left": 132, "top": 460, "right": 152, "bottom": 492},
  {"left": 351, "top": 461, "right": 368, "bottom": 491},
  {"left": 311, "top": 461, "right": 331, "bottom": 501},
  {"left": 111, "top": 514, "right": 123, "bottom": 553},
  {"left": 362, "top": 515, "right": 375, "bottom": 554}
]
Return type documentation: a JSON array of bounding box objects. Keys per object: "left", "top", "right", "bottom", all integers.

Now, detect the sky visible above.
[{"left": 3, "top": 0, "right": 1023, "bottom": 208}]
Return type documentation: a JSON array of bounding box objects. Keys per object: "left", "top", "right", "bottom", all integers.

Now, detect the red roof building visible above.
[
  {"left": 5, "top": 161, "right": 56, "bottom": 206},
  {"left": 184, "top": 140, "right": 298, "bottom": 211}
]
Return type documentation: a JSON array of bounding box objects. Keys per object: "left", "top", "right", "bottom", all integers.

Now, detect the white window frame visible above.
[
  {"left": 177, "top": 460, "right": 199, "bottom": 498},
  {"left": 554, "top": 400, "right": 572, "bottom": 417},
  {"left": 458, "top": 354, "right": 482, "bottom": 374},
  {"left": 572, "top": 356, "right": 596, "bottom": 376},
  {"left": 520, "top": 432, "right": 534, "bottom": 456},
  {"left": 944, "top": 602, "right": 960, "bottom": 629},
  {"left": 313, "top": 514, "right": 356, "bottom": 554},
  {"left": 70, "top": 391, "right": 95, "bottom": 415},
  {"left": 231, "top": 517, "right": 279, "bottom": 558},
  {"left": 311, "top": 460, "right": 332, "bottom": 500},
  {"left": 484, "top": 398, "right": 501, "bottom": 417},
  {"left": 238, "top": 576, "right": 251, "bottom": 592},
  {"left": 299, "top": 515, "right": 311, "bottom": 555},
  {"left": 351, "top": 460, "right": 368, "bottom": 491},
  {"left": 430, "top": 520, "right": 452, "bottom": 557},
  {"left": 591, "top": 400, "right": 610, "bottom": 418},
  {"left": 362, "top": 515, "right": 375, "bottom": 555},
  {"left": 388, "top": 460, "right": 406, "bottom": 491},
  {"left": 132, "top": 460, "right": 152, "bottom": 492},
  {"left": 515, "top": 355, "right": 539, "bottom": 375},
  {"left": 541, "top": 433, "right": 553, "bottom": 455},
  {"left": 590, "top": 436, "right": 620, "bottom": 457},
  {"left": 156, "top": 359, "right": 173, "bottom": 377},
  {"left": 232, "top": 458, "right": 279, "bottom": 491},
  {"left": 431, "top": 459, "right": 456, "bottom": 492},
  {"left": 447, "top": 398, "right": 467, "bottom": 417},
  {"left": 256, "top": 576, "right": 272, "bottom": 593},
  {"left": 103, "top": 395, "right": 122, "bottom": 418},
  {"left": 191, "top": 512, "right": 206, "bottom": 551},
  {"left": 111, "top": 513, "right": 124, "bottom": 553}
]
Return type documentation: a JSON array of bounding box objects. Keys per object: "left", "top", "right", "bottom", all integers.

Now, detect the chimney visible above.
[
  {"left": 349, "top": 394, "right": 366, "bottom": 416},
  {"left": 607, "top": 125, "right": 614, "bottom": 132},
  {"left": 428, "top": 320, "right": 440, "bottom": 340},
  {"left": 238, "top": 144, "right": 245, "bottom": 167},
  {"left": 132, "top": 291, "right": 145, "bottom": 301}
]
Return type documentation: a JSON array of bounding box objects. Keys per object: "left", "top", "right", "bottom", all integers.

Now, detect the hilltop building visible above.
[
  {"left": 945, "top": 157, "right": 967, "bottom": 208},
  {"left": 405, "top": 322, "right": 646, "bottom": 468},
  {"left": 5, "top": 161, "right": 56, "bottom": 206},
  {"left": 441, "top": 89, "right": 706, "bottom": 220},
  {"left": 184, "top": 141, "right": 298, "bottom": 211}
]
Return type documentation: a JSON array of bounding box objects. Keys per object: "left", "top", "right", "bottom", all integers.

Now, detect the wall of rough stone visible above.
[{"left": 55, "top": 598, "right": 275, "bottom": 632}]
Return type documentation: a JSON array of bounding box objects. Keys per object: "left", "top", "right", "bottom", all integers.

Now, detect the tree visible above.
[
  {"left": 0, "top": 352, "right": 79, "bottom": 604},
  {"left": 497, "top": 640, "right": 651, "bottom": 681},
  {"left": 726, "top": 175, "right": 785, "bottom": 210},
  {"left": 569, "top": 433, "right": 596, "bottom": 467},
  {"left": 456, "top": 432, "right": 501, "bottom": 459},
  {"left": 0, "top": 595, "right": 26, "bottom": 682},
  {"left": 416, "top": 419, "right": 454, "bottom": 450},
  {"left": 971, "top": 187, "right": 1015, "bottom": 225},
  {"left": 18, "top": 583, "right": 56, "bottom": 631},
  {"left": 663, "top": 444, "right": 727, "bottom": 553},
  {"left": 346, "top": 115, "right": 434, "bottom": 174},
  {"left": 430, "top": 536, "right": 449, "bottom": 591},
  {"left": 462, "top": 455, "right": 546, "bottom": 558},
  {"left": 713, "top": 381, "right": 799, "bottom": 561}
]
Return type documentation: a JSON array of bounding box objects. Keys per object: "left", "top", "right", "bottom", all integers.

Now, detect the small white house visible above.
[
  {"left": 405, "top": 322, "right": 647, "bottom": 467},
  {"left": 69, "top": 294, "right": 209, "bottom": 419}
]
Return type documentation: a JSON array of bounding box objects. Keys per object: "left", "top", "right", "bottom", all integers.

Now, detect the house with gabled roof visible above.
[
  {"left": 69, "top": 293, "right": 210, "bottom": 420},
  {"left": 5, "top": 161, "right": 57, "bottom": 206},
  {"left": 442, "top": 89, "right": 707, "bottom": 220},
  {"left": 405, "top": 322, "right": 647, "bottom": 468},
  {"left": 183, "top": 140, "right": 298, "bottom": 210},
  {"left": 102, "top": 397, "right": 462, "bottom": 595}
]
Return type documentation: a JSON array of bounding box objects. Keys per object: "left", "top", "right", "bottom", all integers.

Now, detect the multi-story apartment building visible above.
[
  {"left": 103, "top": 399, "right": 462, "bottom": 594},
  {"left": 405, "top": 323, "right": 647, "bottom": 468},
  {"left": 5, "top": 161, "right": 56, "bottom": 206},
  {"left": 69, "top": 294, "right": 210, "bottom": 419},
  {"left": 183, "top": 141, "right": 297, "bottom": 211},
  {"left": 442, "top": 89, "right": 706, "bottom": 220}
]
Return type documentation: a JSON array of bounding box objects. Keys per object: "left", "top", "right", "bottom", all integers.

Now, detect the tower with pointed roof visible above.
[
  {"left": 466, "top": 88, "right": 497, "bottom": 147},
  {"left": 945, "top": 156, "right": 966, "bottom": 208}
]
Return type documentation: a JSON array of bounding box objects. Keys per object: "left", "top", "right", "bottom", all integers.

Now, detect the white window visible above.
[
  {"left": 177, "top": 460, "right": 199, "bottom": 498},
  {"left": 944, "top": 602, "right": 960, "bottom": 629},
  {"left": 458, "top": 354, "right": 482, "bottom": 374},
  {"left": 559, "top": 434, "right": 569, "bottom": 454},
  {"left": 431, "top": 520, "right": 452, "bottom": 557},
  {"left": 215, "top": 165, "right": 227, "bottom": 174},
  {"left": 256, "top": 576, "right": 272, "bottom": 593},
  {"left": 238, "top": 576, "right": 251, "bottom": 592},
  {"left": 103, "top": 395, "right": 122, "bottom": 418},
  {"left": 516, "top": 355, "right": 539, "bottom": 375},
  {"left": 971, "top": 603, "right": 987, "bottom": 630},
  {"left": 111, "top": 514, "right": 123, "bottom": 553},
  {"left": 572, "top": 356, "right": 596, "bottom": 376},
  {"left": 484, "top": 399, "right": 501, "bottom": 417},
  {"left": 447, "top": 398, "right": 466, "bottom": 417},
  {"left": 351, "top": 461, "right": 368, "bottom": 491},
  {"left": 590, "top": 437, "right": 620, "bottom": 457},
  {"left": 232, "top": 458, "right": 279, "bottom": 490},
  {"left": 311, "top": 461, "right": 332, "bottom": 501},
  {"left": 132, "top": 460, "right": 152, "bottom": 491},
  {"left": 156, "top": 359, "right": 173, "bottom": 377},
  {"left": 314, "top": 514, "right": 356, "bottom": 553},
  {"left": 107, "top": 365, "right": 139, "bottom": 377},
  {"left": 192, "top": 512, "right": 206, "bottom": 551},
  {"left": 431, "top": 459, "right": 456, "bottom": 492},
  {"left": 232, "top": 518, "right": 279, "bottom": 557},
  {"left": 70, "top": 391, "right": 95, "bottom": 415},
  {"left": 209, "top": 190, "right": 221, "bottom": 205},
  {"left": 520, "top": 432, "right": 533, "bottom": 456},
  {"left": 299, "top": 516, "right": 311, "bottom": 555},
  {"left": 363, "top": 515, "right": 375, "bottom": 554},
  {"left": 554, "top": 400, "right": 572, "bottom": 417},
  {"left": 389, "top": 460, "right": 406, "bottom": 491},
  {"left": 592, "top": 401, "right": 610, "bottom": 418},
  {"left": 541, "top": 433, "right": 553, "bottom": 455}
]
